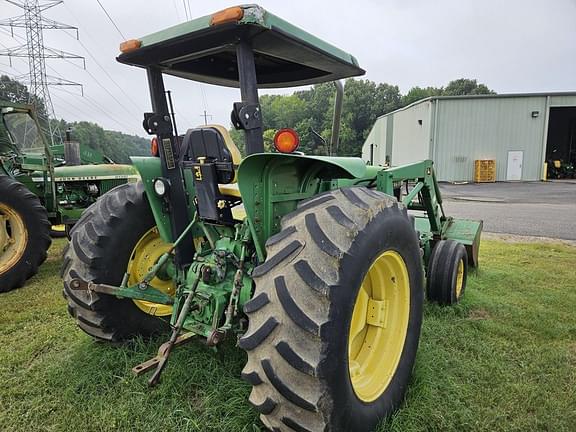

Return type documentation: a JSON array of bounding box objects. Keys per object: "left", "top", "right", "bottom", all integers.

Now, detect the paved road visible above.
[{"left": 438, "top": 182, "right": 576, "bottom": 240}]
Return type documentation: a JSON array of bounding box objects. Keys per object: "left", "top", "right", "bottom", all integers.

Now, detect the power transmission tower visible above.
[{"left": 0, "top": 0, "right": 84, "bottom": 145}]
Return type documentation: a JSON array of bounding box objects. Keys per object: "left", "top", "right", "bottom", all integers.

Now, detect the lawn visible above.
[{"left": 0, "top": 238, "right": 575, "bottom": 432}]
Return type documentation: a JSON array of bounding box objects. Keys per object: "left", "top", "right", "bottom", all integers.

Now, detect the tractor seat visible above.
[
  {"left": 180, "top": 124, "right": 244, "bottom": 223},
  {"left": 218, "top": 182, "right": 241, "bottom": 198},
  {"left": 180, "top": 124, "right": 242, "bottom": 186}
]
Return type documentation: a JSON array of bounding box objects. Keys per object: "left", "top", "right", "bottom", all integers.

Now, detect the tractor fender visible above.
[
  {"left": 238, "top": 153, "right": 368, "bottom": 185},
  {"left": 237, "top": 153, "right": 370, "bottom": 260},
  {"left": 131, "top": 156, "right": 172, "bottom": 242}
]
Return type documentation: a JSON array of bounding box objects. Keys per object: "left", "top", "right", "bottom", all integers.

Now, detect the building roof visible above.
[{"left": 375, "top": 91, "right": 576, "bottom": 120}]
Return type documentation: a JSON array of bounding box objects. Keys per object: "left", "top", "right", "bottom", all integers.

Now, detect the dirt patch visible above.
[
  {"left": 482, "top": 232, "right": 576, "bottom": 247},
  {"left": 467, "top": 308, "right": 491, "bottom": 320}
]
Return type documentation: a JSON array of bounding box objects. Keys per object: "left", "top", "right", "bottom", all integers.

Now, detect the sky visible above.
[{"left": 0, "top": 0, "right": 575, "bottom": 137}]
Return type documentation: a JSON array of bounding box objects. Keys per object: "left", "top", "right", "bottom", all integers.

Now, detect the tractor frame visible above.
[
  {"left": 63, "top": 5, "right": 482, "bottom": 430},
  {"left": 68, "top": 3, "right": 481, "bottom": 360}
]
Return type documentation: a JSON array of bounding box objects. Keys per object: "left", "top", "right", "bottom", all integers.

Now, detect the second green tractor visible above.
[
  {"left": 63, "top": 5, "right": 482, "bottom": 432},
  {"left": 0, "top": 101, "right": 138, "bottom": 292}
]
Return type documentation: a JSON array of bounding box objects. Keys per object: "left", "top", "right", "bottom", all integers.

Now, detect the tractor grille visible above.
[{"left": 100, "top": 179, "right": 129, "bottom": 194}]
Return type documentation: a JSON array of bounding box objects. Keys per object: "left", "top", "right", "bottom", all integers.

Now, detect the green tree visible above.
[
  {"left": 0, "top": 75, "right": 45, "bottom": 114},
  {"left": 0, "top": 75, "right": 54, "bottom": 141},
  {"left": 55, "top": 121, "right": 150, "bottom": 163},
  {"left": 297, "top": 82, "right": 336, "bottom": 133},
  {"left": 443, "top": 78, "right": 495, "bottom": 96},
  {"left": 401, "top": 86, "right": 443, "bottom": 106},
  {"left": 229, "top": 127, "right": 245, "bottom": 155},
  {"left": 262, "top": 129, "right": 275, "bottom": 152},
  {"left": 372, "top": 83, "right": 402, "bottom": 119},
  {"left": 229, "top": 77, "right": 494, "bottom": 158},
  {"left": 270, "top": 94, "right": 306, "bottom": 128},
  {"left": 340, "top": 79, "right": 401, "bottom": 156}
]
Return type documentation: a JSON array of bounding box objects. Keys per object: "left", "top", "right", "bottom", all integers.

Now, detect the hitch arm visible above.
[
  {"left": 148, "top": 274, "right": 201, "bottom": 386},
  {"left": 68, "top": 278, "right": 174, "bottom": 305}
]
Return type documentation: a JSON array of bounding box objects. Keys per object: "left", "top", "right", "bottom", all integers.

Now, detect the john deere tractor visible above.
[
  {"left": 62, "top": 5, "right": 482, "bottom": 431},
  {"left": 0, "top": 101, "right": 139, "bottom": 292}
]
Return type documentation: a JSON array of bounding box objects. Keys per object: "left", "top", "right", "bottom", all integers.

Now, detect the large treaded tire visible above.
[
  {"left": 240, "top": 187, "right": 424, "bottom": 432},
  {"left": 426, "top": 239, "right": 468, "bottom": 305},
  {"left": 62, "top": 182, "right": 169, "bottom": 341},
  {"left": 0, "top": 176, "right": 51, "bottom": 292}
]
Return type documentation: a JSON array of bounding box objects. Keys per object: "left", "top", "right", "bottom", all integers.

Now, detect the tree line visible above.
[
  {"left": 2, "top": 74, "right": 494, "bottom": 161},
  {"left": 231, "top": 78, "right": 495, "bottom": 157}
]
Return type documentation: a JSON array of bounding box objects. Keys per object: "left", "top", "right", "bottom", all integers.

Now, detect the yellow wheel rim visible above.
[
  {"left": 348, "top": 250, "right": 411, "bottom": 402},
  {"left": 0, "top": 203, "right": 28, "bottom": 275},
  {"left": 455, "top": 259, "right": 464, "bottom": 298},
  {"left": 127, "top": 227, "right": 174, "bottom": 316}
]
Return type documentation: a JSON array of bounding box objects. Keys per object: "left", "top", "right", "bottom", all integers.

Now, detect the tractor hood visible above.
[{"left": 31, "top": 163, "right": 140, "bottom": 182}]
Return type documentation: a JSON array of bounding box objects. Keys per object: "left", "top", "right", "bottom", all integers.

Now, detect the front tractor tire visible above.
[
  {"left": 62, "top": 182, "right": 170, "bottom": 341},
  {"left": 426, "top": 239, "right": 468, "bottom": 305},
  {"left": 0, "top": 176, "right": 51, "bottom": 292},
  {"left": 240, "top": 188, "right": 424, "bottom": 432}
]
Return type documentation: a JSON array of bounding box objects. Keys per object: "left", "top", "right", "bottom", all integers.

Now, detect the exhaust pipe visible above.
[{"left": 330, "top": 80, "right": 344, "bottom": 156}]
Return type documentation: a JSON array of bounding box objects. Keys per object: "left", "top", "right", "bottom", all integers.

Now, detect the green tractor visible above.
[
  {"left": 63, "top": 5, "right": 482, "bottom": 431},
  {"left": 0, "top": 100, "right": 139, "bottom": 292}
]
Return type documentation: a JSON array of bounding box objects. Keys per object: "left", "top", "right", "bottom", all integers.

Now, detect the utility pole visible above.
[
  {"left": 200, "top": 110, "right": 212, "bottom": 125},
  {"left": 0, "top": 0, "right": 85, "bottom": 145}
]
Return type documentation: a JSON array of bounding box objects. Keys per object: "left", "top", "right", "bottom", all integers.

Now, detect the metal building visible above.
[{"left": 362, "top": 92, "right": 576, "bottom": 181}]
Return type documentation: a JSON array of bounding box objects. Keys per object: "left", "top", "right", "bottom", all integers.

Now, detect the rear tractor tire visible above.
[
  {"left": 240, "top": 187, "right": 424, "bottom": 432},
  {"left": 426, "top": 239, "right": 468, "bottom": 305},
  {"left": 0, "top": 176, "right": 51, "bottom": 292},
  {"left": 62, "top": 182, "right": 171, "bottom": 341}
]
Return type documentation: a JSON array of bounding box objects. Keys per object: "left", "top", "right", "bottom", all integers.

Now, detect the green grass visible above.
[{"left": 1, "top": 239, "right": 575, "bottom": 431}]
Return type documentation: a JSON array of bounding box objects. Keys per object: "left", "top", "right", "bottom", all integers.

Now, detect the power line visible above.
[
  {"left": 61, "top": 56, "right": 140, "bottom": 122},
  {"left": 0, "top": 41, "right": 26, "bottom": 75},
  {"left": 52, "top": 86, "right": 130, "bottom": 130},
  {"left": 182, "top": 0, "right": 189, "bottom": 20},
  {"left": 94, "top": 0, "right": 126, "bottom": 40},
  {"left": 0, "top": 47, "right": 133, "bottom": 133},
  {"left": 171, "top": 0, "right": 182, "bottom": 22},
  {"left": 62, "top": 3, "right": 144, "bottom": 115},
  {"left": 45, "top": 61, "right": 136, "bottom": 129},
  {"left": 51, "top": 89, "right": 97, "bottom": 120},
  {"left": 0, "top": 67, "right": 15, "bottom": 75},
  {"left": 0, "top": 63, "right": 24, "bottom": 75},
  {"left": 42, "top": 38, "right": 142, "bottom": 127}
]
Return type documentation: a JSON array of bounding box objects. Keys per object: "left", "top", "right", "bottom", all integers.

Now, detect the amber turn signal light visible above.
[
  {"left": 151, "top": 137, "right": 159, "bottom": 156},
  {"left": 274, "top": 128, "right": 300, "bottom": 153},
  {"left": 120, "top": 39, "right": 141, "bottom": 54},
  {"left": 210, "top": 6, "right": 244, "bottom": 26}
]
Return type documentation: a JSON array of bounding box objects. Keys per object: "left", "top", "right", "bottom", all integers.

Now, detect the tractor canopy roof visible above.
[{"left": 116, "top": 4, "right": 365, "bottom": 88}]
